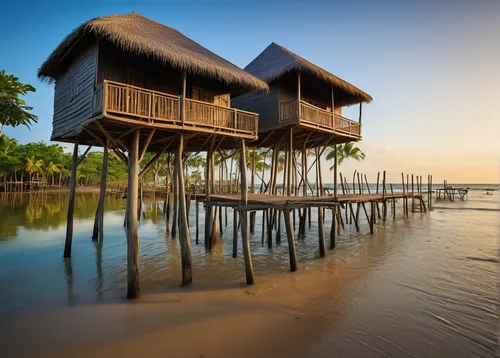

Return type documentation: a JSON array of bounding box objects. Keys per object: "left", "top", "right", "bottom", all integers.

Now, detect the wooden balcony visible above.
[
  {"left": 279, "top": 100, "right": 361, "bottom": 138},
  {"left": 92, "top": 80, "right": 258, "bottom": 138}
]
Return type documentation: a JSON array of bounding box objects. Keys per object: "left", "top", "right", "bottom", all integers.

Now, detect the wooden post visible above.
[
  {"left": 176, "top": 133, "right": 192, "bottom": 285},
  {"left": 92, "top": 139, "right": 108, "bottom": 241},
  {"left": 64, "top": 139, "right": 79, "bottom": 258},
  {"left": 204, "top": 137, "right": 215, "bottom": 249},
  {"left": 429, "top": 175, "right": 432, "bottom": 208},
  {"left": 126, "top": 129, "right": 140, "bottom": 299},
  {"left": 412, "top": 174, "right": 415, "bottom": 212},
  {"left": 287, "top": 128, "right": 293, "bottom": 195},
  {"left": 331, "top": 84, "right": 335, "bottom": 128},
  {"left": 370, "top": 201, "right": 375, "bottom": 234},
  {"left": 181, "top": 71, "right": 186, "bottom": 125},
  {"left": 171, "top": 152, "right": 178, "bottom": 236},
  {"left": 240, "top": 139, "right": 254, "bottom": 284},
  {"left": 359, "top": 101, "right": 363, "bottom": 124},
  {"left": 318, "top": 207, "right": 325, "bottom": 257},
  {"left": 382, "top": 170, "right": 387, "bottom": 221},
  {"left": 232, "top": 207, "right": 238, "bottom": 258},
  {"left": 333, "top": 145, "right": 338, "bottom": 198},
  {"left": 330, "top": 206, "right": 336, "bottom": 250},
  {"left": 376, "top": 172, "right": 381, "bottom": 219},
  {"left": 390, "top": 184, "right": 396, "bottom": 220},
  {"left": 284, "top": 209, "right": 297, "bottom": 271},
  {"left": 195, "top": 183, "right": 199, "bottom": 245},
  {"left": 401, "top": 172, "right": 406, "bottom": 216},
  {"left": 250, "top": 211, "right": 256, "bottom": 234},
  {"left": 166, "top": 154, "right": 171, "bottom": 223}
]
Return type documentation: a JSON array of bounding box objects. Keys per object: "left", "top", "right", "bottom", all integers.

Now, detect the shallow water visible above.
[{"left": 0, "top": 187, "right": 498, "bottom": 357}]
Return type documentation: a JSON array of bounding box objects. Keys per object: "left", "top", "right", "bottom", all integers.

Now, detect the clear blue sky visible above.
[{"left": 2, "top": 0, "right": 499, "bottom": 182}]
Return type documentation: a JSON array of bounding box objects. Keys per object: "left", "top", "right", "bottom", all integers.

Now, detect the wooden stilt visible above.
[
  {"left": 211, "top": 206, "right": 220, "bottom": 247},
  {"left": 355, "top": 203, "right": 360, "bottom": 232},
  {"left": 176, "top": 133, "right": 192, "bottom": 285},
  {"left": 218, "top": 205, "right": 223, "bottom": 236},
  {"left": 232, "top": 208, "right": 238, "bottom": 258},
  {"left": 376, "top": 172, "right": 381, "bottom": 219},
  {"left": 276, "top": 210, "right": 282, "bottom": 244},
  {"left": 239, "top": 139, "right": 254, "bottom": 284},
  {"left": 93, "top": 139, "right": 108, "bottom": 241},
  {"left": 412, "top": 174, "right": 415, "bottom": 212},
  {"left": 64, "top": 139, "right": 79, "bottom": 258},
  {"left": 390, "top": 184, "right": 396, "bottom": 220},
  {"left": 370, "top": 201, "right": 375, "bottom": 234},
  {"left": 267, "top": 208, "right": 273, "bottom": 248},
  {"left": 250, "top": 211, "right": 256, "bottom": 234},
  {"left": 204, "top": 137, "right": 215, "bottom": 249},
  {"left": 284, "top": 209, "right": 297, "bottom": 272},
  {"left": 333, "top": 146, "right": 338, "bottom": 198},
  {"left": 171, "top": 155, "right": 178, "bottom": 236},
  {"left": 195, "top": 198, "right": 199, "bottom": 245},
  {"left": 126, "top": 130, "right": 140, "bottom": 299},
  {"left": 261, "top": 209, "right": 266, "bottom": 245},
  {"left": 330, "top": 206, "right": 337, "bottom": 250},
  {"left": 318, "top": 207, "right": 325, "bottom": 257}
]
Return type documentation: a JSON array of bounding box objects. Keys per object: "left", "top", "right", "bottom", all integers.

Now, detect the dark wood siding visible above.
[
  {"left": 52, "top": 44, "right": 97, "bottom": 139},
  {"left": 232, "top": 87, "right": 278, "bottom": 133}
]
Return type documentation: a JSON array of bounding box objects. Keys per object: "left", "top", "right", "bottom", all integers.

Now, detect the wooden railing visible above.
[
  {"left": 93, "top": 80, "right": 258, "bottom": 136},
  {"left": 101, "top": 80, "right": 180, "bottom": 123},
  {"left": 185, "top": 98, "right": 257, "bottom": 134},
  {"left": 279, "top": 100, "right": 361, "bottom": 137},
  {"left": 300, "top": 101, "right": 334, "bottom": 128},
  {"left": 335, "top": 114, "right": 361, "bottom": 136}
]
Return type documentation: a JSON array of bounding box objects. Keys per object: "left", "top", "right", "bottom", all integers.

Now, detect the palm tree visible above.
[
  {"left": 326, "top": 143, "right": 366, "bottom": 170},
  {"left": 45, "top": 161, "right": 61, "bottom": 187},
  {"left": 25, "top": 156, "right": 44, "bottom": 184}
]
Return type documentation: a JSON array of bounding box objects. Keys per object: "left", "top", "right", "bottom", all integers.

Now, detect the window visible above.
[{"left": 191, "top": 86, "right": 215, "bottom": 103}]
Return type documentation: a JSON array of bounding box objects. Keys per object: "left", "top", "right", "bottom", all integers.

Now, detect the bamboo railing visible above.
[
  {"left": 184, "top": 98, "right": 257, "bottom": 134},
  {"left": 92, "top": 80, "right": 258, "bottom": 136},
  {"left": 279, "top": 100, "right": 361, "bottom": 137}
]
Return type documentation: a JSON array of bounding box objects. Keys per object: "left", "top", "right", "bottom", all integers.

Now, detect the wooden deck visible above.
[
  {"left": 204, "top": 192, "right": 423, "bottom": 210},
  {"left": 92, "top": 80, "right": 259, "bottom": 138}
]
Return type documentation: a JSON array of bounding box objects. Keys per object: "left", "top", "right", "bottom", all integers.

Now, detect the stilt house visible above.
[
  {"left": 38, "top": 13, "right": 268, "bottom": 153},
  {"left": 37, "top": 13, "right": 267, "bottom": 298},
  {"left": 232, "top": 42, "right": 372, "bottom": 148}
]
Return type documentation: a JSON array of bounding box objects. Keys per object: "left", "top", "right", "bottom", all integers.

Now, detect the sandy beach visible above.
[{"left": 1, "top": 189, "right": 498, "bottom": 358}]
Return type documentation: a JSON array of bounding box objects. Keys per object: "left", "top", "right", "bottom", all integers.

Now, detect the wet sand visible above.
[{"left": 0, "top": 189, "right": 498, "bottom": 357}]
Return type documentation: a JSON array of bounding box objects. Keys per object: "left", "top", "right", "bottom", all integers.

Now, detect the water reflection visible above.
[{"left": 0, "top": 192, "right": 126, "bottom": 241}]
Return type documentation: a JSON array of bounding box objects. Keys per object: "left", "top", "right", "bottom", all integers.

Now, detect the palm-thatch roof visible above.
[
  {"left": 244, "top": 42, "right": 372, "bottom": 103},
  {"left": 38, "top": 13, "right": 268, "bottom": 93}
]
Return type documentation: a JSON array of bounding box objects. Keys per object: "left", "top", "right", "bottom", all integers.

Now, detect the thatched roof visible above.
[
  {"left": 38, "top": 13, "right": 268, "bottom": 92},
  {"left": 244, "top": 43, "right": 372, "bottom": 103}
]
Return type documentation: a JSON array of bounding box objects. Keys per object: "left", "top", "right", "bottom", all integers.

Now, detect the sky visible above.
[{"left": 1, "top": 0, "right": 499, "bottom": 184}]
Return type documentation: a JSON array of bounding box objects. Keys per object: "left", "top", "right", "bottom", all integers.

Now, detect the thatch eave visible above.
[
  {"left": 38, "top": 13, "right": 269, "bottom": 93},
  {"left": 244, "top": 42, "right": 372, "bottom": 103}
]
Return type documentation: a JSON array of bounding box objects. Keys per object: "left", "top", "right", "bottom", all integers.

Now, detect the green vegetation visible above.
[
  {"left": 0, "top": 135, "right": 132, "bottom": 190},
  {"left": 326, "top": 143, "right": 366, "bottom": 170},
  {"left": 0, "top": 70, "right": 38, "bottom": 135}
]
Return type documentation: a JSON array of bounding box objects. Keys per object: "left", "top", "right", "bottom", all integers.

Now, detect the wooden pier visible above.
[{"left": 435, "top": 181, "right": 468, "bottom": 201}]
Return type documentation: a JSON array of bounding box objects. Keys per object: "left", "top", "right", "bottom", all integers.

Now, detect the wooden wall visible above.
[
  {"left": 52, "top": 42, "right": 98, "bottom": 140},
  {"left": 232, "top": 87, "right": 279, "bottom": 132},
  {"left": 97, "top": 40, "right": 230, "bottom": 107}
]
